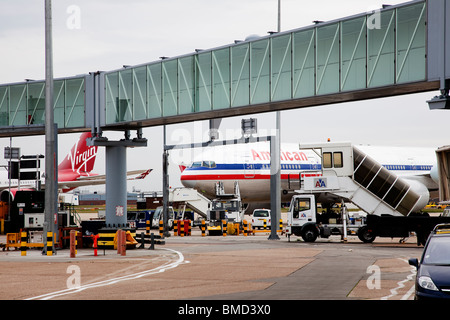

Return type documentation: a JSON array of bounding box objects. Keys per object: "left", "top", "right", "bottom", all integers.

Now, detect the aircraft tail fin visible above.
[{"left": 58, "top": 132, "right": 98, "bottom": 173}]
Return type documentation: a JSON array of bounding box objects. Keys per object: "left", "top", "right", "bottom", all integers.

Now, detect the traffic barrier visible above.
[
  {"left": 243, "top": 220, "right": 248, "bottom": 236},
  {"left": 180, "top": 220, "right": 184, "bottom": 237},
  {"left": 91, "top": 234, "right": 99, "bottom": 256},
  {"left": 201, "top": 220, "right": 206, "bottom": 237},
  {"left": 70, "top": 230, "right": 77, "bottom": 258},
  {"left": 173, "top": 220, "right": 178, "bottom": 236},
  {"left": 98, "top": 229, "right": 137, "bottom": 250},
  {"left": 146, "top": 220, "right": 150, "bottom": 235},
  {"left": 134, "top": 233, "right": 165, "bottom": 247},
  {"left": 21, "top": 231, "right": 27, "bottom": 256},
  {"left": 98, "top": 232, "right": 116, "bottom": 249},
  {"left": 120, "top": 230, "right": 126, "bottom": 256},
  {"left": 116, "top": 230, "right": 128, "bottom": 256},
  {"left": 222, "top": 220, "right": 227, "bottom": 237},
  {"left": 159, "top": 220, "right": 164, "bottom": 238},
  {"left": 46, "top": 232, "right": 53, "bottom": 256},
  {"left": 279, "top": 219, "right": 283, "bottom": 234},
  {"left": 263, "top": 219, "right": 267, "bottom": 230}
]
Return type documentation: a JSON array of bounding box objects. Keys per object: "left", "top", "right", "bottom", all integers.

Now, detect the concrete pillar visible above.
[{"left": 105, "top": 145, "right": 127, "bottom": 227}]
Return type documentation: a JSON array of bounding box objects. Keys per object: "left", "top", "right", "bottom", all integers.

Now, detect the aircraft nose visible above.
[{"left": 181, "top": 178, "right": 197, "bottom": 189}]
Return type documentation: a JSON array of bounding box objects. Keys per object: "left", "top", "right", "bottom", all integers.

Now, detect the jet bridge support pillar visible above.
[
  {"left": 88, "top": 130, "right": 147, "bottom": 228},
  {"left": 105, "top": 145, "right": 127, "bottom": 227}
]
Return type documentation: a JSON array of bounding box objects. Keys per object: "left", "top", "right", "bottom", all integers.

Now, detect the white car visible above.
[{"left": 252, "top": 209, "right": 271, "bottom": 229}]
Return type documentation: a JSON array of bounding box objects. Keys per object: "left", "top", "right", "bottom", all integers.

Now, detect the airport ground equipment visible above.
[
  {"left": 286, "top": 142, "right": 450, "bottom": 245},
  {"left": 207, "top": 181, "right": 245, "bottom": 235},
  {"left": 169, "top": 187, "right": 210, "bottom": 219}
]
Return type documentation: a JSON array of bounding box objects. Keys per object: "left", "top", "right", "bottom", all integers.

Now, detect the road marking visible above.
[
  {"left": 25, "top": 248, "right": 185, "bottom": 300},
  {"left": 381, "top": 258, "right": 416, "bottom": 300}
]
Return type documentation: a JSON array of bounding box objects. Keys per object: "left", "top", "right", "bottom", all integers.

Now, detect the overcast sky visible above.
[{"left": 0, "top": 0, "right": 448, "bottom": 192}]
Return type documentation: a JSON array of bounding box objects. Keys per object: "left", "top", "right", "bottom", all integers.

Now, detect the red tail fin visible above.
[{"left": 58, "top": 132, "right": 98, "bottom": 173}]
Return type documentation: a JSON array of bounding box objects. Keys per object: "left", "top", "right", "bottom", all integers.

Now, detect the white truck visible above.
[
  {"left": 286, "top": 194, "right": 362, "bottom": 242},
  {"left": 286, "top": 142, "right": 450, "bottom": 245}
]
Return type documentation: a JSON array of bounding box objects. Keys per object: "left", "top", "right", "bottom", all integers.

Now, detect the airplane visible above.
[
  {"left": 179, "top": 141, "right": 438, "bottom": 213},
  {"left": 0, "top": 132, "right": 152, "bottom": 201}
]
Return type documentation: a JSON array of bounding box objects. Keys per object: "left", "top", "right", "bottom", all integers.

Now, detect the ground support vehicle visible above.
[
  {"left": 286, "top": 194, "right": 450, "bottom": 245},
  {"left": 286, "top": 194, "right": 362, "bottom": 242},
  {"left": 286, "top": 142, "right": 450, "bottom": 245},
  {"left": 252, "top": 209, "right": 271, "bottom": 229},
  {"left": 127, "top": 210, "right": 154, "bottom": 229},
  {"left": 207, "top": 181, "right": 245, "bottom": 235}
]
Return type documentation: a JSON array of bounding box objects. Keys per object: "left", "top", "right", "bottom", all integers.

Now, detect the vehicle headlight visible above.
[{"left": 418, "top": 276, "right": 439, "bottom": 291}]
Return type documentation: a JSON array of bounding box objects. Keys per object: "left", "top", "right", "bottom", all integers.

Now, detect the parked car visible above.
[
  {"left": 252, "top": 209, "right": 271, "bottom": 229},
  {"left": 409, "top": 224, "right": 450, "bottom": 299}
]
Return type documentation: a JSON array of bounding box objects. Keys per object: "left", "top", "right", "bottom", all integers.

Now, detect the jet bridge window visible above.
[{"left": 323, "top": 152, "right": 343, "bottom": 168}]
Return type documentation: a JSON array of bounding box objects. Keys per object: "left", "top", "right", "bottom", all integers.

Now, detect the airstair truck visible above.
[{"left": 286, "top": 142, "right": 450, "bottom": 245}]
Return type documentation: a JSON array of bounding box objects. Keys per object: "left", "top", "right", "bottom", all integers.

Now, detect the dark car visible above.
[{"left": 409, "top": 224, "right": 450, "bottom": 299}]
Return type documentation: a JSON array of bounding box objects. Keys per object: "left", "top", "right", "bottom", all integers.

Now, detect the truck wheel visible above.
[
  {"left": 301, "top": 226, "right": 318, "bottom": 242},
  {"left": 357, "top": 226, "right": 376, "bottom": 243}
]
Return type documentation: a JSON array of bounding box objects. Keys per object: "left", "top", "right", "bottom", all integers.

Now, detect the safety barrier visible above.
[
  {"left": 70, "top": 230, "right": 77, "bottom": 258},
  {"left": 135, "top": 232, "right": 165, "bottom": 249},
  {"left": 97, "top": 229, "right": 137, "bottom": 249},
  {"left": 21, "top": 232, "right": 27, "bottom": 256},
  {"left": 46, "top": 232, "right": 53, "bottom": 256},
  {"left": 146, "top": 220, "right": 150, "bottom": 235},
  {"left": 173, "top": 220, "right": 192, "bottom": 237},
  {"left": 201, "top": 220, "right": 206, "bottom": 237}
]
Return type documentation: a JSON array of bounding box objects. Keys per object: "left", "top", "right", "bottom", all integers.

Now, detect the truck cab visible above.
[{"left": 286, "top": 195, "right": 320, "bottom": 242}]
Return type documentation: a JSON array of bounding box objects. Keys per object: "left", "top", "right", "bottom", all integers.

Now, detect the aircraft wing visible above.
[
  {"left": 57, "top": 169, "right": 153, "bottom": 190},
  {"left": 0, "top": 169, "right": 153, "bottom": 192}
]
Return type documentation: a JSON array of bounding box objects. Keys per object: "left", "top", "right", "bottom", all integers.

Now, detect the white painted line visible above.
[{"left": 25, "top": 248, "right": 185, "bottom": 300}]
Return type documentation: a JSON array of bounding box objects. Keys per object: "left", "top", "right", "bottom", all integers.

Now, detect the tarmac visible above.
[{"left": 0, "top": 229, "right": 423, "bottom": 302}]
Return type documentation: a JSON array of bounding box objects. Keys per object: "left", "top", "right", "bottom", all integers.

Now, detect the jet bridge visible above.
[{"left": 296, "top": 142, "right": 429, "bottom": 216}]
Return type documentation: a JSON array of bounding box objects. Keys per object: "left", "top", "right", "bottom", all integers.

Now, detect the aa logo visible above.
[{"left": 314, "top": 178, "right": 327, "bottom": 188}]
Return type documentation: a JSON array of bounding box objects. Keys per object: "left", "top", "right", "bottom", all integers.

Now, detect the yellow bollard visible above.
[
  {"left": 146, "top": 219, "right": 150, "bottom": 235},
  {"left": 173, "top": 219, "right": 178, "bottom": 236},
  {"left": 201, "top": 220, "right": 206, "bottom": 237},
  {"left": 46, "top": 232, "right": 53, "bottom": 256},
  {"left": 222, "top": 220, "right": 227, "bottom": 237},
  {"left": 243, "top": 220, "right": 248, "bottom": 237},
  {"left": 21, "top": 231, "right": 27, "bottom": 256}
]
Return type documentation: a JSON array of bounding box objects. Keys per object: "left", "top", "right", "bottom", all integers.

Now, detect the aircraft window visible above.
[
  {"left": 333, "top": 152, "right": 343, "bottom": 168},
  {"left": 191, "top": 162, "right": 202, "bottom": 168},
  {"left": 323, "top": 152, "right": 332, "bottom": 168},
  {"left": 203, "top": 161, "right": 216, "bottom": 168}
]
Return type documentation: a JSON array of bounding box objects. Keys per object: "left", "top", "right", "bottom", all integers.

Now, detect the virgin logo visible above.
[{"left": 66, "top": 143, "right": 97, "bottom": 173}]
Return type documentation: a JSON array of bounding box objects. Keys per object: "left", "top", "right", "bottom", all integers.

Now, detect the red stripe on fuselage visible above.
[{"left": 180, "top": 173, "right": 320, "bottom": 181}]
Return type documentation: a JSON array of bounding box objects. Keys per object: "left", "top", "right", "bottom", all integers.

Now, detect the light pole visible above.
[{"left": 44, "top": 0, "right": 57, "bottom": 255}]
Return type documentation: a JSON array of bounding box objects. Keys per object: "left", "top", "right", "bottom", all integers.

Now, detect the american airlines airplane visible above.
[
  {"left": 179, "top": 141, "right": 438, "bottom": 212},
  {"left": 0, "top": 132, "right": 152, "bottom": 201}
]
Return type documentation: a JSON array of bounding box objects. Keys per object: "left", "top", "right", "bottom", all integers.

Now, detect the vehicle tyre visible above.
[
  {"left": 301, "top": 226, "right": 318, "bottom": 242},
  {"left": 357, "top": 226, "right": 376, "bottom": 243}
]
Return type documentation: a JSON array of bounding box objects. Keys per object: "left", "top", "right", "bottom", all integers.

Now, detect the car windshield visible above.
[
  {"left": 422, "top": 236, "right": 450, "bottom": 265},
  {"left": 254, "top": 210, "right": 269, "bottom": 217}
]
